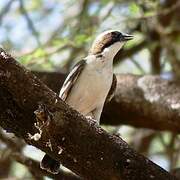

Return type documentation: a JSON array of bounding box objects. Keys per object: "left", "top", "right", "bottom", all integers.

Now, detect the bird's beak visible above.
[{"left": 121, "top": 33, "right": 133, "bottom": 41}]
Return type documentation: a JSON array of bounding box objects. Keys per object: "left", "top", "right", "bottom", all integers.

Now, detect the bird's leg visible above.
[
  {"left": 92, "top": 106, "right": 103, "bottom": 124},
  {"left": 85, "top": 111, "right": 98, "bottom": 124},
  {"left": 85, "top": 106, "right": 103, "bottom": 125}
]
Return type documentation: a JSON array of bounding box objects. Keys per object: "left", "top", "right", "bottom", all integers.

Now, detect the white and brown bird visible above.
[{"left": 40, "top": 30, "right": 133, "bottom": 174}]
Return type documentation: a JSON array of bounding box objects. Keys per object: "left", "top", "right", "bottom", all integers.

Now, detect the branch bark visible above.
[
  {"left": 33, "top": 71, "right": 180, "bottom": 132},
  {"left": 0, "top": 49, "right": 176, "bottom": 179},
  {"left": 102, "top": 74, "right": 180, "bottom": 132}
]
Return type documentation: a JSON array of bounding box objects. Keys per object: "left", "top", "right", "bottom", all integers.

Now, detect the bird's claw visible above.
[{"left": 85, "top": 116, "right": 99, "bottom": 125}]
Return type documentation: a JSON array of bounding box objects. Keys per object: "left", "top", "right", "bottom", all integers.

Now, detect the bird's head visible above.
[{"left": 90, "top": 30, "right": 133, "bottom": 58}]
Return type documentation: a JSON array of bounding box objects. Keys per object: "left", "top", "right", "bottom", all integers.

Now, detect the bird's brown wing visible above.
[
  {"left": 59, "top": 60, "right": 86, "bottom": 101},
  {"left": 105, "top": 74, "right": 117, "bottom": 104}
]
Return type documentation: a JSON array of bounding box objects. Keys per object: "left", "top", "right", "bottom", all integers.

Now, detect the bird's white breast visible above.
[{"left": 66, "top": 55, "right": 113, "bottom": 116}]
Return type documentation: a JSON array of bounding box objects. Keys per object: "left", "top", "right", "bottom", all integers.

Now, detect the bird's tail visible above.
[{"left": 40, "top": 154, "right": 60, "bottom": 174}]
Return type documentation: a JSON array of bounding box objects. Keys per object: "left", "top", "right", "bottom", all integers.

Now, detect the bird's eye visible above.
[
  {"left": 111, "top": 31, "right": 121, "bottom": 41},
  {"left": 112, "top": 32, "right": 118, "bottom": 36},
  {"left": 112, "top": 31, "right": 121, "bottom": 39}
]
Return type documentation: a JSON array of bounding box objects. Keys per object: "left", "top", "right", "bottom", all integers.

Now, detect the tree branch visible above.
[
  {"left": 33, "top": 71, "right": 180, "bottom": 132},
  {"left": 0, "top": 49, "right": 176, "bottom": 179},
  {"left": 102, "top": 74, "right": 180, "bottom": 132},
  {"left": 19, "top": 0, "right": 41, "bottom": 46},
  {"left": 0, "top": 128, "right": 23, "bottom": 152},
  {"left": 0, "top": 0, "right": 15, "bottom": 26},
  {"left": 11, "top": 152, "right": 81, "bottom": 180}
]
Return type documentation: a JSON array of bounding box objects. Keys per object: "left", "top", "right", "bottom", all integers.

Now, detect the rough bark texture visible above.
[
  {"left": 33, "top": 71, "right": 66, "bottom": 94},
  {"left": 33, "top": 71, "right": 180, "bottom": 132},
  {"left": 0, "top": 49, "right": 177, "bottom": 179},
  {"left": 102, "top": 74, "right": 180, "bottom": 132}
]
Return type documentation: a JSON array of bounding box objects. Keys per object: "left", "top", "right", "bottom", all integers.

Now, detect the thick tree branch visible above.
[
  {"left": 102, "top": 74, "right": 180, "bottom": 132},
  {"left": 33, "top": 71, "right": 180, "bottom": 132},
  {"left": 0, "top": 49, "right": 176, "bottom": 179}
]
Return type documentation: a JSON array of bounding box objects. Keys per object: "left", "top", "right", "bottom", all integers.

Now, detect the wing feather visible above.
[
  {"left": 59, "top": 60, "right": 86, "bottom": 100},
  {"left": 105, "top": 74, "right": 117, "bottom": 104}
]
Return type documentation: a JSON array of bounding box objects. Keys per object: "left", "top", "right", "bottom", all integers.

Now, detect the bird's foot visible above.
[{"left": 85, "top": 116, "right": 99, "bottom": 125}]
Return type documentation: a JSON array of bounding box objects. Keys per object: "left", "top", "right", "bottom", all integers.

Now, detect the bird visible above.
[{"left": 40, "top": 30, "right": 133, "bottom": 174}]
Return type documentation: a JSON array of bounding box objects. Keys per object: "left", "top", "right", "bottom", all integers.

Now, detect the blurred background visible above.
[{"left": 0, "top": 0, "right": 180, "bottom": 179}]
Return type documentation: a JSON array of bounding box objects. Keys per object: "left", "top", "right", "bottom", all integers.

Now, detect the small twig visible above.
[
  {"left": 121, "top": 1, "right": 180, "bottom": 23},
  {"left": 100, "top": 2, "right": 114, "bottom": 22},
  {"left": 19, "top": 0, "right": 41, "bottom": 46},
  {"left": 0, "top": 0, "right": 15, "bottom": 26},
  {"left": 0, "top": 128, "right": 23, "bottom": 152},
  {"left": 167, "top": 134, "right": 177, "bottom": 170},
  {"left": 131, "top": 57, "right": 146, "bottom": 74}
]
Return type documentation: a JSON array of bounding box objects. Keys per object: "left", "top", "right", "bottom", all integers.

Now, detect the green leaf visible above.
[
  {"left": 129, "top": 3, "right": 140, "bottom": 15},
  {"left": 74, "top": 34, "right": 89, "bottom": 46},
  {"left": 101, "top": 0, "right": 110, "bottom": 5},
  {"left": 19, "top": 55, "right": 33, "bottom": 64},
  {"left": 33, "top": 48, "right": 46, "bottom": 58},
  {"left": 52, "top": 38, "right": 69, "bottom": 46}
]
